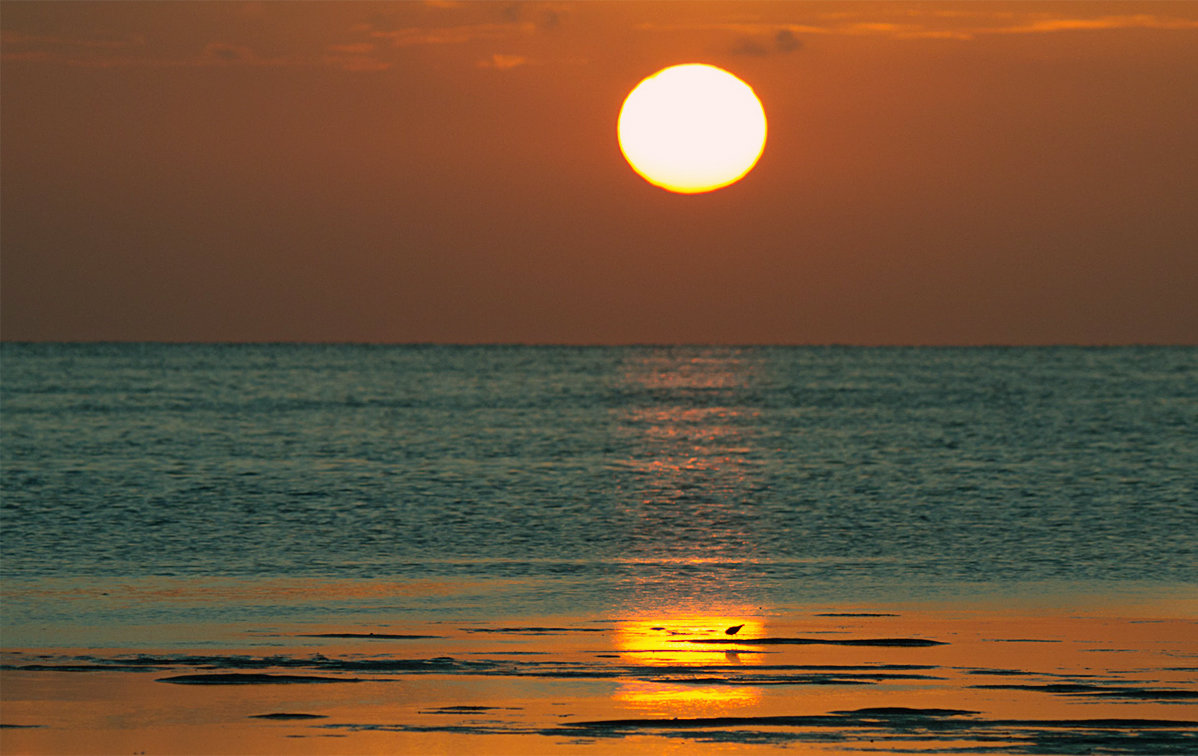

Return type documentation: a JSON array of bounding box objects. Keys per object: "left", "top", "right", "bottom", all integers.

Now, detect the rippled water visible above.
[{"left": 2, "top": 345, "right": 1195, "bottom": 620}]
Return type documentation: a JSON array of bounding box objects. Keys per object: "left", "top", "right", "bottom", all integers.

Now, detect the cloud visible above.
[
  {"left": 640, "top": 10, "right": 1198, "bottom": 43},
  {"left": 327, "top": 42, "right": 376, "bottom": 55},
  {"left": 730, "top": 38, "right": 768, "bottom": 56},
  {"left": 477, "top": 53, "right": 527, "bottom": 70},
  {"left": 1, "top": 3, "right": 568, "bottom": 72},
  {"left": 323, "top": 42, "right": 391, "bottom": 72},
  {"left": 501, "top": 2, "right": 562, "bottom": 32},
  {"left": 326, "top": 56, "right": 391, "bottom": 73},
  {"left": 731, "top": 26, "right": 804, "bottom": 56},
  {"left": 538, "top": 9, "right": 561, "bottom": 32},
  {"left": 0, "top": 29, "right": 149, "bottom": 66},
  {"left": 775, "top": 28, "right": 802, "bottom": 52},
  {"left": 0, "top": 29, "right": 144, "bottom": 50},
  {"left": 1, "top": 28, "right": 382, "bottom": 72},
  {"left": 201, "top": 42, "right": 256, "bottom": 65},
  {"left": 372, "top": 22, "right": 535, "bottom": 47},
  {"left": 993, "top": 14, "right": 1198, "bottom": 35}
]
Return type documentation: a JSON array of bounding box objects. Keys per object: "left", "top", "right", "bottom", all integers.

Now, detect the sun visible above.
[{"left": 618, "top": 64, "right": 767, "bottom": 194}]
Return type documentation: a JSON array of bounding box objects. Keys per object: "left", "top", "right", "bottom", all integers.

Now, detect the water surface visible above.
[{"left": 2, "top": 345, "right": 1196, "bottom": 752}]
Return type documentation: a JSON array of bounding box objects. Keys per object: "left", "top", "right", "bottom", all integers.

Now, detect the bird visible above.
[{"left": 725, "top": 624, "right": 744, "bottom": 635}]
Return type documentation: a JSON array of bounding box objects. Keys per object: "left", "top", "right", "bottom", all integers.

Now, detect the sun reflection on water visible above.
[
  {"left": 614, "top": 682, "right": 760, "bottom": 713},
  {"left": 612, "top": 349, "right": 768, "bottom": 573},
  {"left": 613, "top": 613, "right": 767, "bottom": 712},
  {"left": 607, "top": 350, "right": 777, "bottom": 713}
]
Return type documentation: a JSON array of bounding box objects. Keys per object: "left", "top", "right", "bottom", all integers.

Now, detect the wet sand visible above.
[{"left": 2, "top": 602, "right": 1195, "bottom": 754}]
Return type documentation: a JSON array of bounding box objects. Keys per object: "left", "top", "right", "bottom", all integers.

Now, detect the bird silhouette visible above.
[{"left": 725, "top": 624, "right": 744, "bottom": 635}]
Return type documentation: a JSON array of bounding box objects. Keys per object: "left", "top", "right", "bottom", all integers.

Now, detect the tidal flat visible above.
[{"left": 3, "top": 595, "right": 1195, "bottom": 754}]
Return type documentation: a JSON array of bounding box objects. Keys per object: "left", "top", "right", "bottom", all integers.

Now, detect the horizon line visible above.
[{"left": 2, "top": 340, "right": 1195, "bottom": 349}]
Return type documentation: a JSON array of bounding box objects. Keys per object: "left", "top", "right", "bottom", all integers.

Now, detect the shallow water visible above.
[{"left": 3, "top": 346, "right": 1195, "bottom": 595}]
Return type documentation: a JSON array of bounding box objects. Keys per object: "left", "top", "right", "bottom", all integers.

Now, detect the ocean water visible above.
[{"left": 2, "top": 344, "right": 1195, "bottom": 635}]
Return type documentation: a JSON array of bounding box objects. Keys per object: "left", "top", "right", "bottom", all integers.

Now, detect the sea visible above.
[{"left": 2, "top": 344, "right": 1194, "bottom": 648}]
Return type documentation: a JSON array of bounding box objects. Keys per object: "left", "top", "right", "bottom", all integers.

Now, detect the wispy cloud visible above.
[
  {"left": 326, "top": 42, "right": 376, "bottom": 56},
  {"left": 323, "top": 42, "right": 391, "bottom": 73},
  {"left": 0, "top": 29, "right": 145, "bottom": 50},
  {"left": 639, "top": 10, "right": 1198, "bottom": 43},
  {"left": 2, "top": 30, "right": 388, "bottom": 72},
  {"left": 477, "top": 53, "right": 528, "bottom": 70},
  {"left": 0, "top": 29, "right": 149, "bottom": 66},
  {"left": 2, "top": 3, "right": 568, "bottom": 72},
  {"left": 371, "top": 22, "right": 536, "bottom": 48},
  {"left": 993, "top": 14, "right": 1198, "bottom": 35}
]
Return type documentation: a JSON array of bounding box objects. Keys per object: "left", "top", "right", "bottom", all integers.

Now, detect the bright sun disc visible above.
[{"left": 618, "top": 63, "right": 767, "bottom": 194}]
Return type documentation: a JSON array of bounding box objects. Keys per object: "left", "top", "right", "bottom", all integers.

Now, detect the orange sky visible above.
[{"left": 2, "top": 1, "right": 1196, "bottom": 344}]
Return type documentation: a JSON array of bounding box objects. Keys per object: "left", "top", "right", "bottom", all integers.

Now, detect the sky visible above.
[{"left": 2, "top": 1, "right": 1196, "bottom": 345}]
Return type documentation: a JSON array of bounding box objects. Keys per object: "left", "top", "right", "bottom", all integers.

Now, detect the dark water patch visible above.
[
  {"left": 683, "top": 636, "right": 946, "bottom": 647},
  {"left": 326, "top": 722, "right": 522, "bottom": 736},
  {"left": 464, "top": 627, "right": 607, "bottom": 635},
  {"left": 781, "top": 663, "right": 937, "bottom": 671},
  {"left": 555, "top": 708, "right": 1198, "bottom": 752},
  {"left": 616, "top": 647, "right": 777, "bottom": 655},
  {"left": 962, "top": 668, "right": 1102, "bottom": 679},
  {"left": 1013, "top": 719, "right": 1198, "bottom": 728},
  {"left": 251, "top": 713, "right": 328, "bottom": 720},
  {"left": 837, "top": 706, "right": 979, "bottom": 717},
  {"left": 565, "top": 707, "right": 978, "bottom": 731},
  {"left": 972, "top": 682, "right": 1198, "bottom": 701},
  {"left": 158, "top": 673, "right": 361, "bottom": 685},
  {"left": 422, "top": 705, "right": 523, "bottom": 714},
  {"left": 0, "top": 724, "right": 44, "bottom": 729},
  {"left": 648, "top": 675, "right": 876, "bottom": 687},
  {"left": 298, "top": 633, "right": 440, "bottom": 640},
  {"left": 323, "top": 657, "right": 505, "bottom": 674},
  {"left": 646, "top": 668, "right": 943, "bottom": 686},
  {"left": 315, "top": 707, "right": 1198, "bottom": 753},
  {"left": 985, "top": 638, "right": 1062, "bottom": 643},
  {"left": 8, "top": 651, "right": 952, "bottom": 687},
  {"left": 1018, "top": 729, "right": 1198, "bottom": 755},
  {"left": 620, "top": 725, "right": 1198, "bottom": 753},
  {"left": 35, "top": 652, "right": 550, "bottom": 678},
  {"left": 511, "top": 668, "right": 627, "bottom": 680},
  {"left": 106, "top": 653, "right": 333, "bottom": 670},
  {"left": 1, "top": 663, "right": 165, "bottom": 673}
]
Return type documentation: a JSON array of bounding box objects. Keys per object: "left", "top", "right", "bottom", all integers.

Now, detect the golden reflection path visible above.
[
  {"left": 612, "top": 348, "right": 765, "bottom": 567},
  {"left": 609, "top": 349, "right": 774, "bottom": 713}
]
